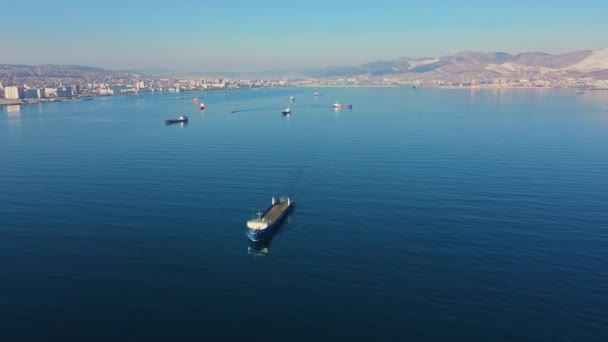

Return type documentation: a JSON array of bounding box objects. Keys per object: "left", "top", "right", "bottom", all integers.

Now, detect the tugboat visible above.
[
  {"left": 165, "top": 115, "right": 188, "bottom": 124},
  {"left": 282, "top": 106, "right": 291, "bottom": 115},
  {"left": 247, "top": 197, "right": 294, "bottom": 241}
]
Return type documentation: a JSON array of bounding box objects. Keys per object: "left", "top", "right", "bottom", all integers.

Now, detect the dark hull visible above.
[{"left": 165, "top": 119, "right": 188, "bottom": 124}]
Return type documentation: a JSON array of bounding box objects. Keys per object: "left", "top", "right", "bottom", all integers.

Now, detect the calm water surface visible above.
[{"left": 1, "top": 88, "right": 607, "bottom": 341}]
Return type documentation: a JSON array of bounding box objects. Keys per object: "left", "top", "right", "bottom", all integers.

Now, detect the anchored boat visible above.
[
  {"left": 333, "top": 102, "right": 352, "bottom": 109},
  {"left": 247, "top": 197, "right": 293, "bottom": 241},
  {"left": 165, "top": 115, "right": 188, "bottom": 124}
]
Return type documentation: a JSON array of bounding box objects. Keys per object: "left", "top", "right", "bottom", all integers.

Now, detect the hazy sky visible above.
[{"left": 2, "top": 0, "right": 607, "bottom": 72}]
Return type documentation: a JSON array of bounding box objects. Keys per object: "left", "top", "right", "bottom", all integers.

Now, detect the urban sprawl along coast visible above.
[
  {"left": 2, "top": 50, "right": 608, "bottom": 105},
  {"left": 1, "top": 71, "right": 604, "bottom": 106}
]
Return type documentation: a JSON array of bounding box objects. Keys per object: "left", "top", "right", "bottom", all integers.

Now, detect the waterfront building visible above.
[
  {"left": 23, "top": 88, "right": 42, "bottom": 99},
  {"left": 57, "top": 87, "right": 73, "bottom": 97},
  {"left": 5, "top": 86, "right": 24, "bottom": 100},
  {"left": 44, "top": 87, "right": 58, "bottom": 97}
]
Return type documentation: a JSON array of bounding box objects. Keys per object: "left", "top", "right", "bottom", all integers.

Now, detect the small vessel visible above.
[
  {"left": 333, "top": 102, "right": 352, "bottom": 109},
  {"left": 282, "top": 106, "right": 291, "bottom": 115},
  {"left": 190, "top": 97, "right": 200, "bottom": 103},
  {"left": 199, "top": 103, "right": 205, "bottom": 110},
  {"left": 165, "top": 115, "right": 188, "bottom": 124},
  {"left": 289, "top": 96, "right": 295, "bottom": 101},
  {"left": 576, "top": 90, "right": 587, "bottom": 94},
  {"left": 314, "top": 92, "right": 322, "bottom": 96},
  {"left": 247, "top": 197, "right": 294, "bottom": 241},
  {"left": 231, "top": 109, "right": 237, "bottom": 113}
]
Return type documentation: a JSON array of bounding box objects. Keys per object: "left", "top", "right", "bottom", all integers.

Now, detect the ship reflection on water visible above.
[
  {"left": 246, "top": 213, "right": 294, "bottom": 257},
  {"left": 248, "top": 237, "right": 273, "bottom": 256}
]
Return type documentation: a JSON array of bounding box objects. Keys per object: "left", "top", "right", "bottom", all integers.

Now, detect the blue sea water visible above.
[{"left": 1, "top": 87, "right": 607, "bottom": 341}]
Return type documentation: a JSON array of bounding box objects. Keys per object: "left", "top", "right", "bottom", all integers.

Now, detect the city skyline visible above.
[{"left": 3, "top": 0, "right": 608, "bottom": 72}]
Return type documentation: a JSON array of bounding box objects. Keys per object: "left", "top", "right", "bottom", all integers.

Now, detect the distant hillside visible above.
[
  {"left": 0, "top": 64, "right": 110, "bottom": 78},
  {"left": 294, "top": 49, "right": 608, "bottom": 80},
  {"left": 2, "top": 49, "right": 607, "bottom": 81}
]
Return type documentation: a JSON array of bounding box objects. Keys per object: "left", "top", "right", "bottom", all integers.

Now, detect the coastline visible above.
[
  {"left": 2, "top": 86, "right": 606, "bottom": 107},
  {"left": 0, "top": 99, "right": 24, "bottom": 106}
]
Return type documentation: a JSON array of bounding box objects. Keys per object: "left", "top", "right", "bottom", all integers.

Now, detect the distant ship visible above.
[
  {"left": 576, "top": 90, "right": 587, "bottom": 94},
  {"left": 332, "top": 102, "right": 352, "bottom": 109},
  {"left": 289, "top": 96, "right": 295, "bottom": 101},
  {"left": 165, "top": 115, "right": 188, "bottom": 124},
  {"left": 190, "top": 97, "right": 200, "bottom": 103},
  {"left": 314, "top": 92, "right": 323, "bottom": 96},
  {"left": 199, "top": 103, "right": 205, "bottom": 110},
  {"left": 282, "top": 106, "right": 291, "bottom": 115},
  {"left": 247, "top": 197, "right": 293, "bottom": 241}
]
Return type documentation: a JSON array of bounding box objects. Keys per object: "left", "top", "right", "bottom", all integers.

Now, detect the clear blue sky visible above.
[{"left": 2, "top": 0, "right": 607, "bottom": 72}]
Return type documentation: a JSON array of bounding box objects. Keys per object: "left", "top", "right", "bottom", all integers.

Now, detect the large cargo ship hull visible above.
[{"left": 247, "top": 200, "right": 293, "bottom": 241}]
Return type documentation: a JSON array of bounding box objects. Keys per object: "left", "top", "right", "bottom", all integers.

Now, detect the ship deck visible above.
[{"left": 262, "top": 202, "right": 289, "bottom": 223}]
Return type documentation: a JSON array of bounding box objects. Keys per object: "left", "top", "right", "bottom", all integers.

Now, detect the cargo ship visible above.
[
  {"left": 165, "top": 115, "right": 188, "bottom": 124},
  {"left": 333, "top": 102, "right": 353, "bottom": 109},
  {"left": 247, "top": 197, "right": 293, "bottom": 241}
]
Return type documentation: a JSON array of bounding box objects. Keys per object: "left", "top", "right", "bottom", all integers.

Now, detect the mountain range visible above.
[
  {"left": 2, "top": 49, "right": 607, "bottom": 81},
  {"left": 293, "top": 49, "right": 608, "bottom": 80}
]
